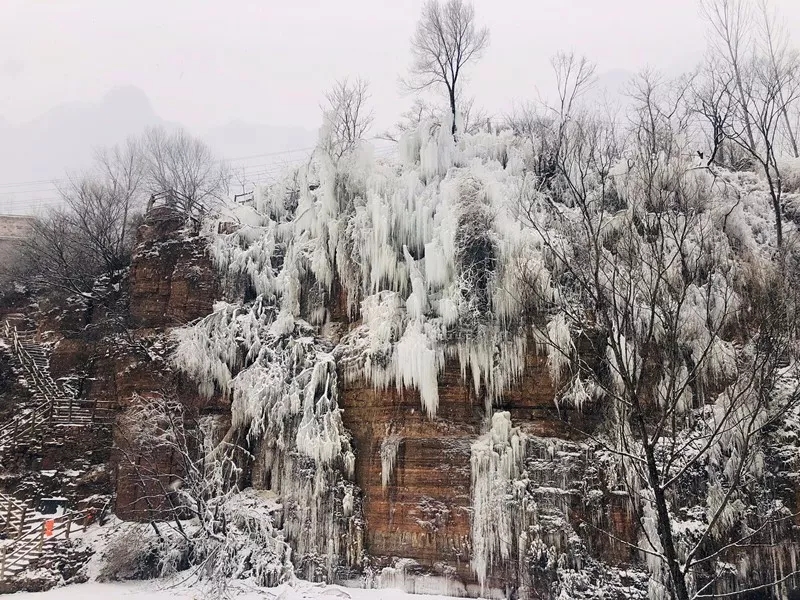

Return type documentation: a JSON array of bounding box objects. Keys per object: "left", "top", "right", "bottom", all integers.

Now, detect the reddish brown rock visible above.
[{"left": 129, "top": 211, "right": 218, "bottom": 329}]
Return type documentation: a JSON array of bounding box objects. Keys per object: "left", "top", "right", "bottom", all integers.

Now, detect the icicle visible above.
[
  {"left": 470, "top": 412, "right": 529, "bottom": 591},
  {"left": 380, "top": 434, "right": 402, "bottom": 487}
]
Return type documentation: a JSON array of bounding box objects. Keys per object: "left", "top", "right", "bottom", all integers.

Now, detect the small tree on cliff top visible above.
[
  {"left": 142, "top": 126, "right": 229, "bottom": 215},
  {"left": 322, "top": 77, "right": 374, "bottom": 161}
]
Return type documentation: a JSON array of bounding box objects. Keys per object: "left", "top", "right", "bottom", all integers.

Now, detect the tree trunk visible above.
[
  {"left": 638, "top": 408, "right": 691, "bottom": 600},
  {"left": 763, "top": 163, "right": 784, "bottom": 248},
  {"left": 449, "top": 87, "right": 457, "bottom": 137},
  {"left": 733, "top": 69, "right": 757, "bottom": 151},
  {"left": 781, "top": 106, "right": 800, "bottom": 158},
  {"left": 645, "top": 451, "right": 691, "bottom": 599},
  {"left": 773, "top": 194, "right": 783, "bottom": 249}
]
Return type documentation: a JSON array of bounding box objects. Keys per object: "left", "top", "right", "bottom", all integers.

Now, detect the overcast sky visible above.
[{"left": 3, "top": 0, "right": 800, "bottom": 134}]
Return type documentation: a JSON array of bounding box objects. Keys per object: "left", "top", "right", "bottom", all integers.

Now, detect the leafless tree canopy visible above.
[
  {"left": 506, "top": 52, "right": 597, "bottom": 187},
  {"left": 407, "top": 0, "right": 489, "bottom": 136},
  {"left": 142, "top": 126, "right": 229, "bottom": 214},
  {"left": 16, "top": 139, "right": 147, "bottom": 297},
  {"left": 695, "top": 0, "right": 800, "bottom": 248},
  {"left": 322, "top": 77, "right": 374, "bottom": 161},
  {"left": 14, "top": 128, "right": 227, "bottom": 298}
]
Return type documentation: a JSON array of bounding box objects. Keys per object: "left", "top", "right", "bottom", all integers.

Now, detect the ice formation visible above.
[
  {"left": 172, "top": 300, "right": 361, "bottom": 580},
  {"left": 164, "top": 110, "right": 800, "bottom": 598},
  {"left": 470, "top": 412, "right": 529, "bottom": 590},
  {"left": 380, "top": 433, "right": 401, "bottom": 488}
]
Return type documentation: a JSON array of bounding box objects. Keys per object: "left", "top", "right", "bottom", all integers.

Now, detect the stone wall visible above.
[{"left": 0, "top": 214, "right": 34, "bottom": 239}]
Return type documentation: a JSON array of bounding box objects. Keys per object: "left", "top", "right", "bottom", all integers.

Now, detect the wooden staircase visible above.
[
  {"left": 0, "top": 322, "right": 115, "bottom": 452},
  {"left": 0, "top": 491, "right": 90, "bottom": 582}
]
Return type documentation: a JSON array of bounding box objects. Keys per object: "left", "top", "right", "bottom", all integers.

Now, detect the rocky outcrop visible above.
[
  {"left": 3, "top": 205, "right": 798, "bottom": 599},
  {"left": 111, "top": 208, "right": 224, "bottom": 520},
  {"left": 0, "top": 208, "right": 223, "bottom": 522},
  {"left": 129, "top": 207, "right": 218, "bottom": 329}
]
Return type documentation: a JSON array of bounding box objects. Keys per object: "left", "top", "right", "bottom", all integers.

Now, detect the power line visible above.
[
  {"left": 0, "top": 140, "right": 404, "bottom": 191},
  {"left": 0, "top": 178, "right": 67, "bottom": 190},
  {"left": 0, "top": 142, "right": 401, "bottom": 214}
]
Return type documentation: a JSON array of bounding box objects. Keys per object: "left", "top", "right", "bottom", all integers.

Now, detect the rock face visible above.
[
  {"left": 3, "top": 208, "right": 798, "bottom": 598},
  {"left": 340, "top": 354, "right": 635, "bottom": 595},
  {"left": 342, "top": 364, "right": 480, "bottom": 585},
  {"left": 129, "top": 207, "right": 218, "bottom": 329},
  {"left": 111, "top": 208, "right": 225, "bottom": 520}
]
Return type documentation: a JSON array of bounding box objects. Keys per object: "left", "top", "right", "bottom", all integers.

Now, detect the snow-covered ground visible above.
[{"left": 10, "top": 579, "right": 461, "bottom": 600}]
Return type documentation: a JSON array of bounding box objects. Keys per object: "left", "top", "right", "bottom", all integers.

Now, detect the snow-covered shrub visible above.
[
  {"left": 99, "top": 524, "right": 190, "bottom": 581},
  {"left": 191, "top": 489, "right": 294, "bottom": 588},
  {"left": 778, "top": 156, "right": 800, "bottom": 193}
]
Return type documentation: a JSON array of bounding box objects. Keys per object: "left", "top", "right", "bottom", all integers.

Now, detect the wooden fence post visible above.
[
  {"left": 65, "top": 517, "right": 71, "bottom": 540},
  {"left": 18, "top": 505, "right": 27, "bottom": 539},
  {"left": 37, "top": 522, "right": 45, "bottom": 552},
  {"left": 0, "top": 545, "right": 6, "bottom": 580}
]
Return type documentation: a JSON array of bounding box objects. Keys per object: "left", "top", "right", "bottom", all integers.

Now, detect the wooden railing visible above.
[
  {"left": 146, "top": 189, "right": 210, "bottom": 217},
  {"left": 0, "top": 322, "right": 114, "bottom": 452},
  {"left": 0, "top": 508, "right": 93, "bottom": 581},
  {"left": 0, "top": 492, "right": 33, "bottom": 539}
]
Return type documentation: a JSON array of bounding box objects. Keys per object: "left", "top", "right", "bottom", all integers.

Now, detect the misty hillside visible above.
[{"left": 0, "top": 86, "right": 315, "bottom": 213}]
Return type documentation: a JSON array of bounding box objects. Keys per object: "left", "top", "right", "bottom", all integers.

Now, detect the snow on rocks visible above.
[{"left": 163, "top": 114, "right": 800, "bottom": 598}]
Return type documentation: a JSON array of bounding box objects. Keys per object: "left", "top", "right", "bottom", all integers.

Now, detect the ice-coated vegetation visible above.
[{"left": 166, "top": 96, "right": 800, "bottom": 598}]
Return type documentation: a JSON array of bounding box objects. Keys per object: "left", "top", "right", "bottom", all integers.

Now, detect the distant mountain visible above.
[
  {"left": 0, "top": 87, "right": 317, "bottom": 215},
  {"left": 0, "top": 86, "right": 166, "bottom": 183}
]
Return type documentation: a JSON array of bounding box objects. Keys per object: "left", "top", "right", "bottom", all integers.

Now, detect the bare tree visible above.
[
  {"left": 17, "top": 208, "right": 99, "bottom": 297},
  {"left": 406, "top": 0, "right": 489, "bottom": 136},
  {"left": 59, "top": 177, "right": 136, "bottom": 274},
  {"left": 701, "top": 0, "right": 758, "bottom": 149},
  {"left": 757, "top": 0, "right": 800, "bottom": 157},
  {"left": 142, "top": 126, "right": 229, "bottom": 215},
  {"left": 733, "top": 51, "right": 800, "bottom": 248},
  {"left": 692, "top": 57, "right": 737, "bottom": 166},
  {"left": 16, "top": 138, "right": 148, "bottom": 297},
  {"left": 514, "top": 73, "right": 800, "bottom": 599},
  {"left": 322, "top": 77, "right": 374, "bottom": 161},
  {"left": 701, "top": 0, "right": 800, "bottom": 248},
  {"left": 506, "top": 53, "right": 596, "bottom": 189},
  {"left": 116, "top": 393, "right": 233, "bottom": 529},
  {"left": 114, "top": 393, "right": 291, "bottom": 589},
  {"left": 94, "top": 136, "right": 146, "bottom": 251}
]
